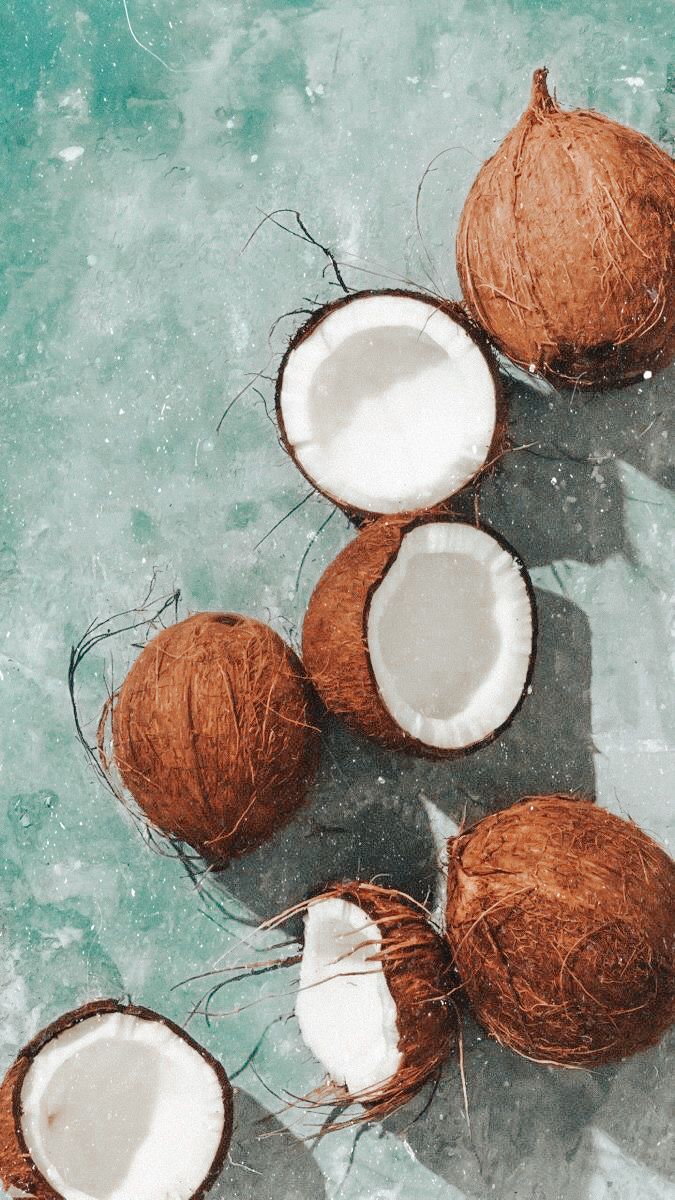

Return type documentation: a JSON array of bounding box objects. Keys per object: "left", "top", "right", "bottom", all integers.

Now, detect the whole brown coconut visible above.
[
  {"left": 0, "top": 999, "right": 233, "bottom": 1200},
  {"left": 457, "top": 68, "right": 675, "bottom": 388},
  {"left": 446, "top": 795, "right": 675, "bottom": 1066},
  {"left": 302, "top": 515, "right": 536, "bottom": 757},
  {"left": 294, "top": 881, "right": 456, "bottom": 1120},
  {"left": 105, "top": 612, "right": 319, "bottom": 864}
]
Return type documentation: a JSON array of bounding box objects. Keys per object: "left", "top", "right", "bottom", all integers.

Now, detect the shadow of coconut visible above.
[
  {"left": 212, "top": 581, "right": 593, "bottom": 921},
  {"left": 208, "top": 1088, "right": 325, "bottom": 1200},
  {"left": 480, "top": 367, "right": 672, "bottom": 569},
  {"left": 215, "top": 718, "right": 439, "bottom": 927},
  {"left": 591, "top": 1031, "right": 675, "bottom": 1181},
  {"left": 391, "top": 1011, "right": 618, "bottom": 1200}
]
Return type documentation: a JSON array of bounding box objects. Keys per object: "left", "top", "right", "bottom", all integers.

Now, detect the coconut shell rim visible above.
[
  {"left": 2, "top": 998, "right": 233, "bottom": 1200},
  {"left": 357, "top": 513, "right": 538, "bottom": 759},
  {"left": 274, "top": 287, "right": 508, "bottom": 519}
]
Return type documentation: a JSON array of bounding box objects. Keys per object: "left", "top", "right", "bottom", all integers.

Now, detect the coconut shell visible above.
[
  {"left": 308, "top": 881, "right": 455, "bottom": 1117},
  {"left": 457, "top": 68, "right": 675, "bottom": 389},
  {"left": 446, "top": 795, "right": 675, "bottom": 1066},
  {"left": 0, "top": 999, "right": 233, "bottom": 1200},
  {"left": 302, "top": 515, "right": 536, "bottom": 756},
  {"left": 275, "top": 288, "right": 508, "bottom": 520},
  {"left": 107, "top": 612, "right": 320, "bottom": 865}
]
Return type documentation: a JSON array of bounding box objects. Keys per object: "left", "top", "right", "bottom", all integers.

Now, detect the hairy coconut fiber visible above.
[
  {"left": 0, "top": 999, "right": 233, "bottom": 1200},
  {"left": 106, "top": 612, "right": 320, "bottom": 864},
  {"left": 303, "top": 882, "right": 455, "bottom": 1119},
  {"left": 446, "top": 795, "right": 675, "bottom": 1066},
  {"left": 457, "top": 68, "right": 675, "bottom": 389},
  {"left": 302, "top": 516, "right": 535, "bottom": 756}
]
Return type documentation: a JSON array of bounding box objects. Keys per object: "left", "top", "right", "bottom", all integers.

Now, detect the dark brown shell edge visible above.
[
  {"left": 302, "top": 514, "right": 537, "bottom": 758},
  {"left": 274, "top": 288, "right": 508, "bottom": 520},
  {"left": 0, "top": 998, "right": 233, "bottom": 1200}
]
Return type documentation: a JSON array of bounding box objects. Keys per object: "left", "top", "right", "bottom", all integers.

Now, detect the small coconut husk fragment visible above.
[
  {"left": 302, "top": 515, "right": 536, "bottom": 757},
  {"left": 457, "top": 69, "right": 675, "bottom": 388},
  {"left": 0, "top": 999, "right": 233, "bottom": 1200},
  {"left": 106, "top": 612, "right": 320, "bottom": 865},
  {"left": 296, "top": 881, "right": 456, "bottom": 1120},
  {"left": 446, "top": 795, "right": 675, "bottom": 1066}
]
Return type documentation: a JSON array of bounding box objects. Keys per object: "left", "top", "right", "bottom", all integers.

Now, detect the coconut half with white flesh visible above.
[
  {"left": 302, "top": 516, "right": 536, "bottom": 755},
  {"left": 0, "top": 1000, "right": 233, "bottom": 1200},
  {"left": 294, "top": 883, "right": 454, "bottom": 1118},
  {"left": 276, "top": 290, "right": 505, "bottom": 517}
]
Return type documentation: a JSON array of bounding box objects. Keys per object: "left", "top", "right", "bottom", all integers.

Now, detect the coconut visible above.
[
  {"left": 275, "top": 289, "right": 506, "bottom": 517},
  {"left": 302, "top": 515, "right": 536, "bottom": 756},
  {"left": 456, "top": 68, "right": 675, "bottom": 389},
  {"left": 0, "top": 999, "right": 233, "bottom": 1200},
  {"left": 104, "top": 612, "right": 320, "bottom": 864},
  {"left": 293, "top": 882, "right": 455, "bottom": 1118},
  {"left": 445, "top": 795, "right": 675, "bottom": 1067}
]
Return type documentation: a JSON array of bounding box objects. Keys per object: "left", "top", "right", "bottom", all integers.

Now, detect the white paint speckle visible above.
[
  {"left": 643, "top": 370, "right": 652, "bottom": 379},
  {"left": 58, "top": 145, "right": 85, "bottom": 162}
]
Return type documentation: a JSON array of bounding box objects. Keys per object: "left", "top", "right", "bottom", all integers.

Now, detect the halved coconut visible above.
[
  {"left": 294, "top": 882, "right": 454, "bottom": 1118},
  {"left": 0, "top": 1000, "right": 232, "bottom": 1200},
  {"left": 276, "top": 290, "right": 504, "bottom": 517},
  {"left": 302, "top": 516, "right": 536, "bottom": 755}
]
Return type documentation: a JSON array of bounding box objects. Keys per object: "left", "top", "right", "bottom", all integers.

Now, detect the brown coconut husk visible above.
[
  {"left": 301, "top": 514, "right": 536, "bottom": 756},
  {"left": 275, "top": 288, "right": 508, "bottom": 521},
  {"left": 105, "top": 612, "right": 320, "bottom": 865},
  {"left": 287, "top": 881, "right": 456, "bottom": 1122},
  {"left": 457, "top": 68, "right": 675, "bottom": 389},
  {"left": 445, "top": 794, "right": 675, "bottom": 1066},
  {"left": 0, "top": 999, "right": 233, "bottom": 1200}
]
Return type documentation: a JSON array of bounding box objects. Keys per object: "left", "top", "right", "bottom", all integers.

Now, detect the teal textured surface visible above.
[{"left": 1, "top": 2, "right": 673, "bottom": 1197}]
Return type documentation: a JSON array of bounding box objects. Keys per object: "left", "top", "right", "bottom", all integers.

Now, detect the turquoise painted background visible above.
[{"left": 1, "top": 2, "right": 673, "bottom": 1197}]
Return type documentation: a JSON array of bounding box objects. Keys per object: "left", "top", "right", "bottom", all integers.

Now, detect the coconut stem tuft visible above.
[{"left": 530, "top": 67, "right": 556, "bottom": 114}]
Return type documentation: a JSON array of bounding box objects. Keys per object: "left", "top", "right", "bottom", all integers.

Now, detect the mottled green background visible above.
[{"left": 1, "top": 2, "right": 673, "bottom": 1197}]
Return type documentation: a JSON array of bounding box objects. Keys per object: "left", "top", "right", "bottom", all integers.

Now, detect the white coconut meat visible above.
[
  {"left": 279, "top": 293, "right": 497, "bottom": 513},
  {"left": 19, "top": 1011, "right": 226, "bottom": 1200},
  {"left": 295, "top": 898, "right": 402, "bottom": 1096},
  {"left": 367, "top": 522, "right": 533, "bottom": 749}
]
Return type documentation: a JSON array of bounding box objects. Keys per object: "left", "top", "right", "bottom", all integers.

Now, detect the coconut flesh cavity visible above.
[
  {"left": 277, "top": 290, "right": 501, "bottom": 515},
  {"left": 303, "top": 518, "right": 535, "bottom": 755},
  {"left": 0, "top": 1002, "right": 232, "bottom": 1200},
  {"left": 368, "top": 522, "right": 533, "bottom": 749}
]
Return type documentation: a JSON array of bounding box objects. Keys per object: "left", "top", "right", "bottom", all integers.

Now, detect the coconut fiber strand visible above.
[
  {"left": 457, "top": 68, "right": 675, "bottom": 388},
  {"left": 446, "top": 795, "right": 675, "bottom": 1066},
  {"left": 108, "top": 612, "right": 320, "bottom": 864}
]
